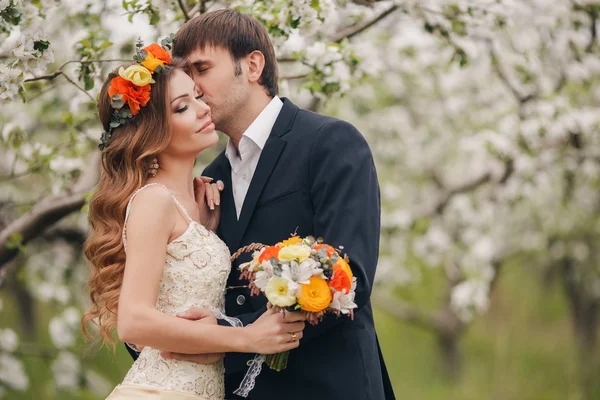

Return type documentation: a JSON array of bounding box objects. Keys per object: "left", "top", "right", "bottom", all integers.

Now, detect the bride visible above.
[{"left": 81, "top": 43, "right": 305, "bottom": 399}]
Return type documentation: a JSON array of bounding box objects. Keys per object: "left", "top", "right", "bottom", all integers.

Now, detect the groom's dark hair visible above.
[{"left": 173, "top": 9, "right": 279, "bottom": 97}]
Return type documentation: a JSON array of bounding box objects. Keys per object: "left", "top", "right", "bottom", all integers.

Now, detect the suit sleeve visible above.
[{"left": 300, "top": 119, "right": 380, "bottom": 342}]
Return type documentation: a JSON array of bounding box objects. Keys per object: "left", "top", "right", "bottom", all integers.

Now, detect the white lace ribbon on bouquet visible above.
[{"left": 211, "top": 308, "right": 266, "bottom": 398}]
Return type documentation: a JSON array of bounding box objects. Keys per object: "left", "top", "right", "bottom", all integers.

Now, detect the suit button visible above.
[{"left": 236, "top": 295, "right": 246, "bottom": 306}]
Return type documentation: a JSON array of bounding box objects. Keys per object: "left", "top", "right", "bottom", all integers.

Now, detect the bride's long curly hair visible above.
[{"left": 82, "top": 61, "right": 183, "bottom": 346}]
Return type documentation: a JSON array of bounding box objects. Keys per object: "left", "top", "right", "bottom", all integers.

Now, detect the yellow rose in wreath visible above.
[{"left": 119, "top": 65, "right": 155, "bottom": 86}]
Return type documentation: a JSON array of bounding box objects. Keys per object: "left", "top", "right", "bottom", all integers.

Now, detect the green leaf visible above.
[
  {"left": 79, "top": 39, "right": 92, "bottom": 48},
  {"left": 61, "top": 112, "right": 74, "bottom": 125},
  {"left": 310, "top": 0, "right": 321, "bottom": 12},
  {"left": 33, "top": 40, "right": 50, "bottom": 53},
  {"left": 100, "top": 41, "right": 113, "bottom": 50},
  {"left": 149, "top": 11, "right": 160, "bottom": 25},
  {"left": 18, "top": 86, "right": 27, "bottom": 103},
  {"left": 84, "top": 75, "right": 95, "bottom": 90},
  {"left": 111, "top": 98, "right": 124, "bottom": 108},
  {"left": 411, "top": 217, "right": 430, "bottom": 236},
  {"left": 6, "top": 232, "right": 25, "bottom": 253},
  {"left": 451, "top": 19, "right": 467, "bottom": 36}
]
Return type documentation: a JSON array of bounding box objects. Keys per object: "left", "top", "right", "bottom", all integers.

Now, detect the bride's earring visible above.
[{"left": 148, "top": 157, "right": 159, "bottom": 177}]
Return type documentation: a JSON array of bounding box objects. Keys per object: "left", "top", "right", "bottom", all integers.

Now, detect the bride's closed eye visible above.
[{"left": 174, "top": 94, "right": 204, "bottom": 113}]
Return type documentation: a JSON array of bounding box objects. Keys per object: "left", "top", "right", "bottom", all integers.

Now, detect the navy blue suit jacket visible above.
[{"left": 203, "top": 98, "right": 396, "bottom": 400}]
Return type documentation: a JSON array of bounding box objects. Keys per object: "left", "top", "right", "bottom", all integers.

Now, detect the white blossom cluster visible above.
[
  {"left": 332, "top": 0, "right": 600, "bottom": 322},
  {"left": 0, "top": 1, "right": 57, "bottom": 100},
  {"left": 0, "top": 325, "right": 28, "bottom": 392}
]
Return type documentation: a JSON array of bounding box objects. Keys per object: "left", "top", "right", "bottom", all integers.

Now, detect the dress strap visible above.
[{"left": 122, "top": 182, "right": 193, "bottom": 253}]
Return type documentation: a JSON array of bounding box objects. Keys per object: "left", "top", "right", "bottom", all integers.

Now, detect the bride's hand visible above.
[
  {"left": 194, "top": 176, "right": 223, "bottom": 232},
  {"left": 244, "top": 308, "right": 306, "bottom": 354}
]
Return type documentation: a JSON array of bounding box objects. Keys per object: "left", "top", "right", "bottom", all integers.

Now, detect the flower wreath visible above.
[{"left": 99, "top": 34, "right": 175, "bottom": 151}]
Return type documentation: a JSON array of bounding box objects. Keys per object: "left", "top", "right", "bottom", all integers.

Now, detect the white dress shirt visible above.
[{"left": 225, "top": 96, "right": 284, "bottom": 218}]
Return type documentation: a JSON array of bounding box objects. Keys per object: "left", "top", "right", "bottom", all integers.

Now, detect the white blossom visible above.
[
  {"left": 50, "top": 155, "right": 86, "bottom": 174},
  {"left": 49, "top": 307, "right": 80, "bottom": 349},
  {"left": 0, "top": 64, "right": 23, "bottom": 101},
  {"left": 450, "top": 280, "right": 490, "bottom": 322},
  {"left": 0, "top": 354, "right": 29, "bottom": 390},
  {"left": 0, "top": 328, "right": 19, "bottom": 352},
  {"left": 51, "top": 351, "right": 80, "bottom": 390}
]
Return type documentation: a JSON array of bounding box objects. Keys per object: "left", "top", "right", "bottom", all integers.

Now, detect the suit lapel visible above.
[
  {"left": 214, "top": 154, "right": 237, "bottom": 251},
  {"left": 230, "top": 98, "right": 298, "bottom": 250}
]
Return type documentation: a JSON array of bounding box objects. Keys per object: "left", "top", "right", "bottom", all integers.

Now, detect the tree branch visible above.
[
  {"left": 0, "top": 152, "right": 101, "bottom": 269},
  {"left": 434, "top": 171, "right": 492, "bottom": 214},
  {"left": 9, "top": 343, "right": 59, "bottom": 359},
  {"left": 41, "top": 226, "right": 87, "bottom": 247},
  {"left": 24, "top": 71, "right": 63, "bottom": 82},
  {"left": 177, "top": 0, "right": 190, "bottom": 21},
  {"left": 199, "top": 0, "right": 208, "bottom": 14},
  {"left": 189, "top": 0, "right": 207, "bottom": 17},
  {"left": 586, "top": 9, "right": 597, "bottom": 53},
  {"left": 24, "top": 59, "right": 127, "bottom": 83},
  {"left": 60, "top": 72, "right": 96, "bottom": 102},
  {"left": 0, "top": 167, "right": 37, "bottom": 182},
  {"left": 23, "top": 59, "right": 127, "bottom": 102},
  {"left": 277, "top": 56, "right": 296, "bottom": 63},
  {"left": 488, "top": 42, "right": 536, "bottom": 104},
  {"left": 277, "top": 4, "right": 399, "bottom": 64},
  {"left": 332, "top": 4, "right": 400, "bottom": 43},
  {"left": 280, "top": 72, "right": 310, "bottom": 80}
]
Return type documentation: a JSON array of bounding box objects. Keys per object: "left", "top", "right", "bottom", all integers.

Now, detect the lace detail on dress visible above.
[{"left": 120, "top": 183, "right": 231, "bottom": 399}]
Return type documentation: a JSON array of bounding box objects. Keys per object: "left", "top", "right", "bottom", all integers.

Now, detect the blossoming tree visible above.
[{"left": 0, "top": 0, "right": 599, "bottom": 398}]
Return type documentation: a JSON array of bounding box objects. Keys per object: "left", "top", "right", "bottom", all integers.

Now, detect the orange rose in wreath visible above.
[
  {"left": 144, "top": 43, "right": 172, "bottom": 66},
  {"left": 108, "top": 76, "right": 151, "bottom": 115}
]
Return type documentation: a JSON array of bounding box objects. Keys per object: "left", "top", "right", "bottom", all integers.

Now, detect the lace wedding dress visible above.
[{"left": 106, "top": 183, "right": 232, "bottom": 400}]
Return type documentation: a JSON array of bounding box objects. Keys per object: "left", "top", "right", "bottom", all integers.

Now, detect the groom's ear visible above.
[{"left": 246, "top": 50, "right": 265, "bottom": 84}]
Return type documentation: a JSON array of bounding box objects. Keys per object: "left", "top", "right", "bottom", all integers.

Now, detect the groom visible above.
[{"left": 169, "top": 9, "right": 395, "bottom": 400}]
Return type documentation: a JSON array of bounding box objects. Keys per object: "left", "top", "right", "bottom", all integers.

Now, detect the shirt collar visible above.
[{"left": 225, "top": 96, "right": 283, "bottom": 161}]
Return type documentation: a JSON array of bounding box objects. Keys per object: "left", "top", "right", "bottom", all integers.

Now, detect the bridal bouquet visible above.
[{"left": 234, "top": 234, "right": 357, "bottom": 371}]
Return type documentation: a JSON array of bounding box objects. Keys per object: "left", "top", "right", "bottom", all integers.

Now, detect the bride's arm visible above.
[{"left": 117, "top": 186, "right": 303, "bottom": 355}]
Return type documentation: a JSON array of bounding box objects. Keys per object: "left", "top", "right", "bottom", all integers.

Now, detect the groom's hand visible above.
[
  {"left": 176, "top": 306, "right": 218, "bottom": 324},
  {"left": 160, "top": 307, "right": 225, "bottom": 364}
]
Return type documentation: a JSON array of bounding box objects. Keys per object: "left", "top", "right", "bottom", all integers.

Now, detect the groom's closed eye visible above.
[{"left": 192, "top": 61, "right": 210, "bottom": 74}]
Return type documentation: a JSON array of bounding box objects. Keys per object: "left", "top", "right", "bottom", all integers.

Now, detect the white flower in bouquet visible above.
[
  {"left": 330, "top": 277, "right": 358, "bottom": 314},
  {"left": 281, "top": 259, "right": 314, "bottom": 285},
  {"left": 253, "top": 261, "right": 274, "bottom": 291},
  {"left": 265, "top": 276, "right": 296, "bottom": 307}
]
